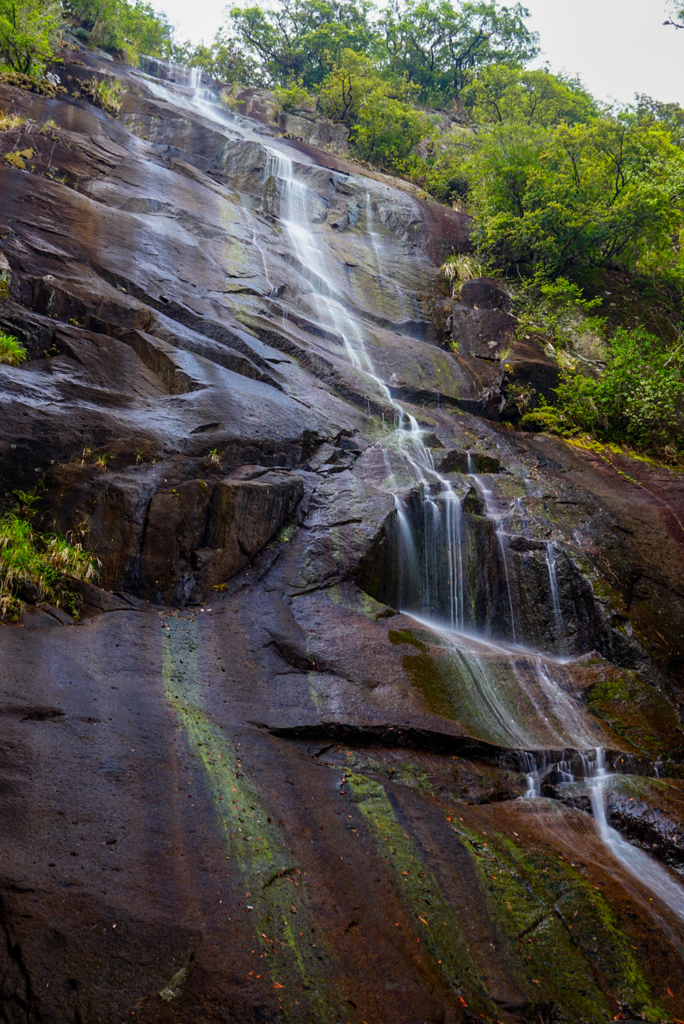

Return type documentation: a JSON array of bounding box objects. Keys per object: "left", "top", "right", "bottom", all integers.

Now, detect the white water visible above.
[
  {"left": 585, "top": 751, "right": 684, "bottom": 922},
  {"left": 140, "top": 64, "right": 684, "bottom": 928}
]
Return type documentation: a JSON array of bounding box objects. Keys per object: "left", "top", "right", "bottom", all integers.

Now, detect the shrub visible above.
[
  {"left": 522, "top": 327, "right": 684, "bottom": 457},
  {"left": 274, "top": 79, "right": 310, "bottom": 111},
  {"left": 0, "top": 331, "right": 27, "bottom": 364},
  {"left": 556, "top": 327, "right": 684, "bottom": 454},
  {"left": 0, "top": 495, "right": 100, "bottom": 619}
]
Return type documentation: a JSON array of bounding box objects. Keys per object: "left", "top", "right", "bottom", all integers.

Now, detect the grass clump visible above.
[
  {"left": 0, "top": 109, "right": 25, "bottom": 130},
  {"left": 74, "top": 76, "right": 122, "bottom": 115},
  {"left": 0, "top": 332, "right": 28, "bottom": 365},
  {"left": 0, "top": 493, "right": 99, "bottom": 620}
]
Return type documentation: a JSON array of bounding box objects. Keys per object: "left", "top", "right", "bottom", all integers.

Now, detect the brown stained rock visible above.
[
  {"left": 2, "top": 54, "right": 684, "bottom": 1023},
  {"left": 279, "top": 111, "right": 350, "bottom": 157},
  {"left": 140, "top": 479, "right": 213, "bottom": 600},
  {"left": 502, "top": 337, "right": 560, "bottom": 410},
  {"left": 439, "top": 449, "right": 500, "bottom": 474},
  {"left": 196, "top": 471, "right": 304, "bottom": 590}
]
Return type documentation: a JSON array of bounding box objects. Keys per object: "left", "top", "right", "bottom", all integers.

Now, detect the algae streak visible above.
[{"left": 161, "top": 613, "right": 354, "bottom": 1023}]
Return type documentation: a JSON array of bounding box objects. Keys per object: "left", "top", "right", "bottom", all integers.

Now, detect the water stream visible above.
[{"left": 140, "top": 64, "right": 684, "bottom": 927}]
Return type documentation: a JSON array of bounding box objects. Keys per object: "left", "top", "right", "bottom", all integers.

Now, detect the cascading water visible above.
[{"left": 137, "top": 65, "right": 684, "bottom": 928}]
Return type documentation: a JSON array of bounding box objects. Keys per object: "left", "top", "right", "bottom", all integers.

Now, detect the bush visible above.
[
  {"left": 522, "top": 327, "right": 684, "bottom": 457},
  {"left": 75, "top": 74, "right": 122, "bottom": 113},
  {"left": 515, "top": 276, "right": 606, "bottom": 353},
  {"left": 557, "top": 327, "right": 684, "bottom": 454},
  {"left": 0, "top": 494, "right": 99, "bottom": 619},
  {"left": 274, "top": 79, "right": 310, "bottom": 111},
  {"left": 0, "top": 331, "right": 27, "bottom": 365},
  {"left": 0, "top": 0, "right": 61, "bottom": 76}
]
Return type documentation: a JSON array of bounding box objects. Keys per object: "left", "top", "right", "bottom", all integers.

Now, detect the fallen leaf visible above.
[{"left": 273, "top": 983, "right": 283, "bottom": 989}]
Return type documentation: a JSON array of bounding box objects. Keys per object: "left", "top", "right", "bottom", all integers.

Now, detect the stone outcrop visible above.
[{"left": 1, "top": 47, "right": 684, "bottom": 1024}]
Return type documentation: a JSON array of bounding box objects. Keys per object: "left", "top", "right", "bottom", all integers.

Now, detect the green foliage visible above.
[
  {"left": 274, "top": 78, "right": 311, "bottom": 111},
  {"left": 230, "top": 0, "right": 375, "bottom": 88},
  {"left": 465, "top": 117, "right": 684, "bottom": 278},
  {"left": 633, "top": 93, "right": 684, "bottom": 148},
  {"left": 515, "top": 276, "right": 606, "bottom": 352},
  {"left": 522, "top": 327, "right": 684, "bottom": 457},
  {"left": 64, "top": 0, "right": 173, "bottom": 59},
  {"left": 0, "top": 0, "right": 60, "bottom": 76},
  {"left": 556, "top": 327, "right": 684, "bottom": 454},
  {"left": 379, "top": 0, "right": 539, "bottom": 104},
  {"left": 0, "top": 331, "right": 27, "bottom": 365},
  {"left": 353, "top": 91, "right": 430, "bottom": 169},
  {"left": 0, "top": 493, "right": 99, "bottom": 619},
  {"left": 461, "top": 65, "right": 598, "bottom": 127}
]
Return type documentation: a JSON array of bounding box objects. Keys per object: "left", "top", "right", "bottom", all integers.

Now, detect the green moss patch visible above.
[
  {"left": 586, "top": 669, "right": 683, "bottom": 757},
  {"left": 450, "top": 817, "right": 664, "bottom": 1021},
  {"left": 345, "top": 770, "right": 496, "bottom": 1016},
  {"left": 161, "top": 615, "right": 351, "bottom": 1021}
]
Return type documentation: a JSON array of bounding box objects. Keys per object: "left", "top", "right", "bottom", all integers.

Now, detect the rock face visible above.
[{"left": 1, "top": 48, "right": 684, "bottom": 1024}]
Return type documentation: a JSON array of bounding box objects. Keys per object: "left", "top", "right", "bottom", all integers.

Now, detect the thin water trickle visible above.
[
  {"left": 584, "top": 751, "right": 684, "bottom": 922},
  {"left": 468, "top": 473, "right": 517, "bottom": 644},
  {"left": 545, "top": 542, "right": 567, "bottom": 655}
]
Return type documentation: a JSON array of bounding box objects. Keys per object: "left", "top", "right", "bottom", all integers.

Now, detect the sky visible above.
[{"left": 154, "top": 0, "right": 684, "bottom": 107}]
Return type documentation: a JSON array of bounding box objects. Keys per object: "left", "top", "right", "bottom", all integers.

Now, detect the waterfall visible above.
[
  {"left": 136, "top": 66, "right": 684, "bottom": 929},
  {"left": 264, "top": 151, "right": 468, "bottom": 631}
]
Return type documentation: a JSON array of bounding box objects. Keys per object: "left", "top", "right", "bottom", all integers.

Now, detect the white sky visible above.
[{"left": 154, "top": 0, "right": 684, "bottom": 107}]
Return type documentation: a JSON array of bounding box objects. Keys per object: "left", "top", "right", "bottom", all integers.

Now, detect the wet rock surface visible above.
[{"left": 1, "top": 50, "right": 684, "bottom": 1023}]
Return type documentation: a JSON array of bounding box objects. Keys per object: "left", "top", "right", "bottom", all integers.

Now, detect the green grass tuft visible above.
[
  {"left": 0, "top": 496, "right": 99, "bottom": 620},
  {"left": 0, "top": 332, "right": 28, "bottom": 366}
]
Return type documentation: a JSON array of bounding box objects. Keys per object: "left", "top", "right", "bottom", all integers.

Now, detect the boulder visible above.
[
  {"left": 449, "top": 303, "right": 516, "bottom": 360},
  {"left": 503, "top": 337, "right": 560, "bottom": 411},
  {"left": 438, "top": 449, "right": 501, "bottom": 474},
  {"left": 460, "top": 277, "right": 513, "bottom": 311}
]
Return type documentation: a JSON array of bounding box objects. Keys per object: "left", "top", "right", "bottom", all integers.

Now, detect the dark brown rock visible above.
[
  {"left": 450, "top": 303, "right": 516, "bottom": 360},
  {"left": 460, "top": 277, "right": 513, "bottom": 311},
  {"left": 438, "top": 449, "right": 501, "bottom": 474},
  {"left": 503, "top": 337, "right": 560, "bottom": 410},
  {"left": 197, "top": 470, "right": 304, "bottom": 589},
  {"left": 1, "top": 51, "right": 684, "bottom": 1024}
]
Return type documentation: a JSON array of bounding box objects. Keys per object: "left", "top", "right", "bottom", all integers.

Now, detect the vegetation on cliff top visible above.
[{"left": 1, "top": 0, "right": 683, "bottom": 456}]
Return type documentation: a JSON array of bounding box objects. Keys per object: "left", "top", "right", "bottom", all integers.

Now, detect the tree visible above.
[
  {"left": 379, "top": 0, "right": 539, "bottom": 104},
  {"left": 0, "top": 0, "right": 60, "bottom": 75},
  {"left": 664, "top": 1, "right": 684, "bottom": 28},
  {"left": 465, "top": 117, "right": 684, "bottom": 278},
  {"left": 633, "top": 93, "right": 684, "bottom": 148},
  {"left": 64, "top": 0, "right": 174, "bottom": 58},
  {"left": 229, "top": 0, "right": 376, "bottom": 87},
  {"left": 171, "top": 31, "right": 258, "bottom": 84},
  {"left": 461, "top": 66, "right": 597, "bottom": 127}
]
